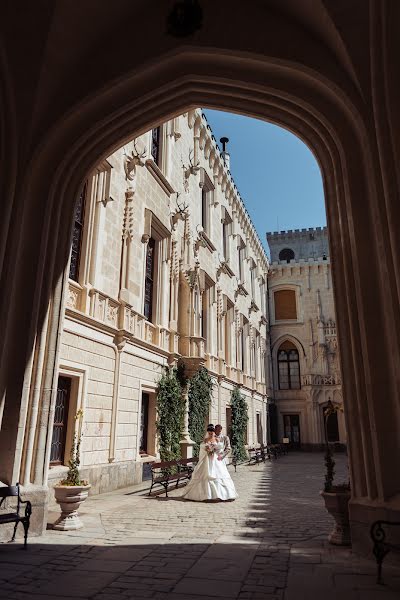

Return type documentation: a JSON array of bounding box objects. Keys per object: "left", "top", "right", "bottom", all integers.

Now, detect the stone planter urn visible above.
[
  {"left": 53, "top": 484, "right": 91, "bottom": 531},
  {"left": 320, "top": 487, "right": 351, "bottom": 545}
]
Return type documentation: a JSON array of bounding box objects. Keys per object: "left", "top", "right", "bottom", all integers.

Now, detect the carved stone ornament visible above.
[
  {"left": 124, "top": 140, "right": 147, "bottom": 181},
  {"left": 167, "top": 0, "right": 203, "bottom": 38},
  {"left": 171, "top": 193, "right": 189, "bottom": 228}
]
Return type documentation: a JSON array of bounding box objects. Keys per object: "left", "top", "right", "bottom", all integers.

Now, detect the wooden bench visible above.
[
  {"left": 148, "top": 458, "right": 198, "bottom": 497},
  {"left": 0, "top": 483, "right": 32, "bottom": 549},
  {"left": 248, "top": 447, "right": 265, "bottom": 465},
  {"left": 177, "top": 457, "right": 198, "bottom": 482},
  {"left": 371, "top": 520, "right": 400, "bottom": 584}
]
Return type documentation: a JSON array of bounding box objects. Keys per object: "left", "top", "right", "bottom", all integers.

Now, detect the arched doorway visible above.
[{"left": 1, "top": 2, "right": 399, "bottom": 555}]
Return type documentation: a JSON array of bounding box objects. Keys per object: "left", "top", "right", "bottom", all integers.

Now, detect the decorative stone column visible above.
[{"left": 179, "top": 386, "right": 195, "bottom": 459}]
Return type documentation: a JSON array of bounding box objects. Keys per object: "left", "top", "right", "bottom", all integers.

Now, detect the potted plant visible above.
[
  {"left": 320, "top": 401, "right": 351, "bottom": 546},
  {"left": 53, "top": 409, "right": 91, "bottom": 531}
]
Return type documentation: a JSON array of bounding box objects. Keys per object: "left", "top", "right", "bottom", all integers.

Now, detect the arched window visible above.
[
  {"left": 277, "top": 340, "right": 300, "bottom": 389},
  {"left": 279, "top": 248, "right": 295, "bottom": 263}
]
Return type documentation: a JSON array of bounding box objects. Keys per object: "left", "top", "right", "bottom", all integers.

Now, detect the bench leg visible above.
[
  {"left": 11, "top": 521, "right": 18, "bottom": 542},
  {"left": 22, "top": 520, "right": 29, "bottom": 550},
  {"left": 373, "top": 542, "right": 388, "bottom": 585}
]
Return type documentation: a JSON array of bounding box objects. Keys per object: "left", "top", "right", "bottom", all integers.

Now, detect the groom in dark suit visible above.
[{"left": 215, "top": 424, "right": 231, "bottom": 462}]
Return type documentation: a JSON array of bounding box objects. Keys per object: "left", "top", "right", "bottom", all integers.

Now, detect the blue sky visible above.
[{"left": 202, "top": 110, "right": 326, "bottom": 253}]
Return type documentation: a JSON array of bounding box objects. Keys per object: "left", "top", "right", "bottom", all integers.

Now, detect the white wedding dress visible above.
[{"left": 181, "top": 441, "right": 238, "bottom": 501}]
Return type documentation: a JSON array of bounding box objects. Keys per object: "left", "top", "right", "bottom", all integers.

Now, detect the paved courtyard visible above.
[{"left": 1, "top": 453, "right": 399, "bottom": 599}]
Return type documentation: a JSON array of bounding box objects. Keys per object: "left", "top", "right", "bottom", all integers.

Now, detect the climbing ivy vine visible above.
[
  {"left": 156, "top": 366, "right": 185, "bottom": 461},
  {"left": 230, "top": 386, "right": 249, "bottom": 462},
  {"left": 188, "top": 367, "right": 213, "bottom": 457}
]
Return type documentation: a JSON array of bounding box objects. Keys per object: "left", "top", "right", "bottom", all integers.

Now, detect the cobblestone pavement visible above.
[{"left": 1, "top": 453, "right": 399, "bottom": 599}]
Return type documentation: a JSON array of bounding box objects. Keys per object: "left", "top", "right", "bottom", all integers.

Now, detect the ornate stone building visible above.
[
  {"left": 48, "top": 109, "right": 270, "bottom": 496},
  {"left": 2, "top": 1, "right": 399, "bottom": 554},
  {"left": 267, "top": 228, "right": 345, "bottom": 450}
]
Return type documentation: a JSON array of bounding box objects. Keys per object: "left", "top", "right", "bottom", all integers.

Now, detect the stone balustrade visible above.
[{"left": 301, "top": 373, "right": 342, "bottom": 386}]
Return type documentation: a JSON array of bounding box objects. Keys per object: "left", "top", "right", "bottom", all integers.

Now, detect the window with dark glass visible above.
[
  {"left": 251, "top": 266, "right": 256, "bottom": 297},
  {"left": 238, "top": 246, "right": 245, "bottom": 281},
  {"left": 144, "top": 237, "right": 156, "bottom": 321},
  {"left": 323, "top": 407, "right": 339, "bottom": 442},
  {"left": 257, "top": 413, "right": 263, "bottom": 444},
  {"left": 69, "top": 183, "right": 87, "bottom": 282},
  {"left": 278, "top": 341, "right": 300, "bottom": 389},
  {"left": 222, "top": 221, "right": 228, "bottom": 259},
  {"left": 139, "top": 393, "right": 150, "bottom": 454},
  {"left": 279, "top": 248, "right": 295, "bottom": 263},
  {"left": 151, "top": 126, "right": 161, "bottom": 166},
  {"left": 50, "top": 376, "right": 71, "bottom": 465},
  {"left": 201, "top": 187, "right": 210, "bottom": 233}
]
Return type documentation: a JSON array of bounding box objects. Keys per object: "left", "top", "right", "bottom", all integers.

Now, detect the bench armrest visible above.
[{"left": 20, "top": 499, "right": 32, "bottom": 518}]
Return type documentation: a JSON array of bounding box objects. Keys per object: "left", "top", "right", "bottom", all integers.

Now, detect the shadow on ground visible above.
[{"left": 0, "top": 452, "right": 399, "bottom": 600}]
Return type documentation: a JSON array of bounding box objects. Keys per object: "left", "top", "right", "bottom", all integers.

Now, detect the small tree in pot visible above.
[
  {"left": 53, "top": 409, "right": 91, "bottom": 531},
  {"left": 320, "top": 400, "right": 351, "bottom": 546}
]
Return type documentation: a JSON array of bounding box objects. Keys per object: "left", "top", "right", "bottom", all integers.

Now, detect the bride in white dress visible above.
[{"left": 181, "top": 424, "right": 238, "bottom": 501}]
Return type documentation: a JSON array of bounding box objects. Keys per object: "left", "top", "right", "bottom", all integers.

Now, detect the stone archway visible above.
[{"left": 1, "top": 1, "right": 399, "bottom": 554}]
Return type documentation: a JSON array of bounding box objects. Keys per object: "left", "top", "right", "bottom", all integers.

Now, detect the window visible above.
[
  {"left": 240, "top": 317, "right": 249, "bottom": 372},
  {"left": 226, "top": 406, "right": 232, "bottom": 439},
  {"left": 323, "top": 407, "right": 339, "bottom": 442},
  {"left": 260, "top": 278, "right": 266, "bottom": 314},
  {"left": 139, "top": 393, "right": 150, "bottom": 454},
  {"left": 69, "top": 182, "right": 87, "bottom": 282},
  {"left": 223, "top": 221, "right": 229, "bottom": 260},
  {"left": 144, "top": 237, "right": 156, "bottom": 321},
  {"left": 256, "top": 413, "right": 263, "bottom": 444},
  {"left": 151, "top": 126, "right": 161, "bottom": 166},
  {"left": 278, "top": 341, "right": 300, "bottom": 389},
  {"left": 274, "top": 289, "right": 297, "bottom": 320},
  {"left": 238, "top": 246, "right": 246, "bottom": 282},
  {"left": 139, "top": 391, "right": 157, "bottom": 456},
  {"left": 50, "top": 376, "right": 71, "bottom": 465},
  {"left": 250, "top": 264, "right": 256, "bottom": 298},
  {"left": 225, "top": 300, "right": 234, "bottom": 364},
  {"left": 200, "top": 171, "right": 214, "bottom": 236},
  {"left": 279, "top": 248, "right": 295, "bottom": 263},
  {"left": 201, "top": 188, "right": 208, "bottom": 230},
  {"left": 221, "top": 207, "right": 232, "bottom": 262},
  {"left": 142, "top": 209, "right": 170, "bottom": 326}
]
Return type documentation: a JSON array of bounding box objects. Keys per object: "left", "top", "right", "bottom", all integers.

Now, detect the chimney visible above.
[{"left": 220, "top": 137, "right": 230, "bottom": 170}]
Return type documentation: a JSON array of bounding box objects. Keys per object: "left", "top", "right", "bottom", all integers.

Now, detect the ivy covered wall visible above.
[{"left": 188, "top": 367, "right": 213, "bottom": 456}]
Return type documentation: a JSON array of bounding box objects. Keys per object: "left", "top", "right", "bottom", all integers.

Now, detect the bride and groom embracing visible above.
[{"left": 182, "top": 423, "right": 238, "bottom": 502}]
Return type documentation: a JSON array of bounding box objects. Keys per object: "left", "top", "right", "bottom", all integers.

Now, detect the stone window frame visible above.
[
  {"left": 68, "top": 160, "right": 114, "bottom": 291},
  {"left": 49, "top": 360, "right": 89, "bottom": 473},
  {"left": 221, "top": 205, "right": 233, "bottom": 263},
  {"left": 141, "top": 208, "right": 171, "bottom": 326},
  {"left": 199, "top": 168, "right": 215, "bottom": 243},
  {"left": 236, "top": 234, "right": 247, "bottom": 285},
  {"left": 277, "top": 341, "right": 301, "bottom": 390},
  {"left": 271, "top": 334, "right": 306, "bottom": 392},
  {"left": 136, "top": 380, "right": 158, "bottom": 462},
  {"left": 269, "top": 283, "right": 303, "bottom": 325}
]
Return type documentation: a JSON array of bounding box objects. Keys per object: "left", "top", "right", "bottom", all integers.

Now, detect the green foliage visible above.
[
  {"left": 188, "top": 367, "right": 213, "bottom": 457},
  {"left": 230, "top": 386, "right": 249, "bottom": 462},
  {"left": 156, "top": 366, "right": 185, "bottom": 461},
  {"left": 324, "top": 445, "right": 335, "bottom": 492},
  {"left": 60, "top": 410, "right": 88, "bottom": 486}
]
